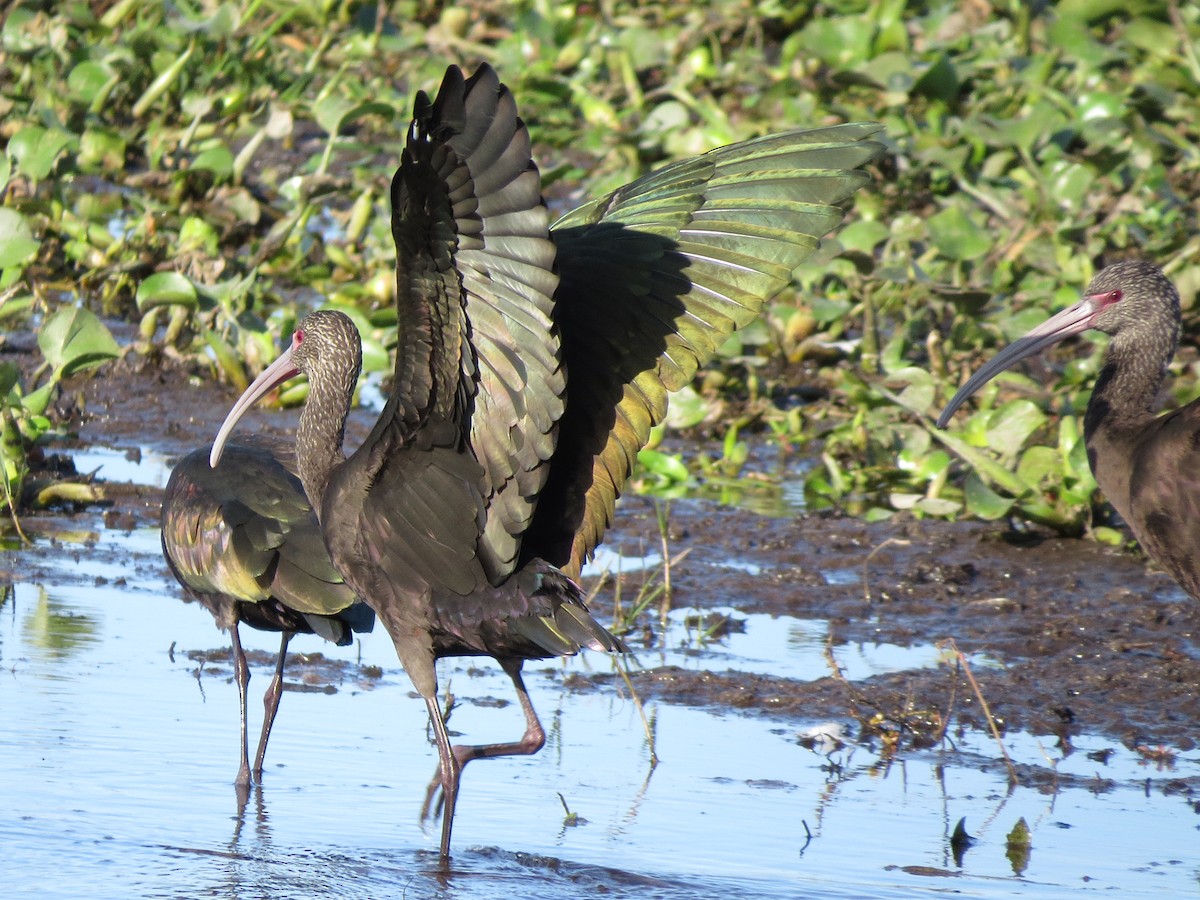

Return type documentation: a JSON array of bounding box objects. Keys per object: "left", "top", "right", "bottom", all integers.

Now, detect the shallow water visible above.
[{"left": 2, "top": 449, "right": 1198, "bottom": 898}]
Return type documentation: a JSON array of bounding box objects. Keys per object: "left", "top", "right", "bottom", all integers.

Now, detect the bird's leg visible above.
[
  {"left": 423, "top": 693, "right": 461, "bottom": 866},
  {"left": 229, "top": 623, "right": 252, "bottom": 791},
  {"left": 421, "top": 658, "right": 546, "bottom": 820},
  {"left": 252, "top": 631, "right": 292, "bottom": 784}
]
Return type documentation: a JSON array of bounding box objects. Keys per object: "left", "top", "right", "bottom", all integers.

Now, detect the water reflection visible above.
[
  {"left": 21, "top": 585, "right": 100, "bottom": 660},
  {"left": 1, "top": 493, "right": 1198, "bottom": 897}
]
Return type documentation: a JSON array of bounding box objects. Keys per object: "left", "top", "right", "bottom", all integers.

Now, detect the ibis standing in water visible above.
[
  {"left": 162, "top": 440, "right": 373, "bottom": 794},
  {"left": 210, "top": 63, "right": 884, "bottom": 862},
  {"left": 938, "top": 261, "right": 1200, "bottom": 598}
]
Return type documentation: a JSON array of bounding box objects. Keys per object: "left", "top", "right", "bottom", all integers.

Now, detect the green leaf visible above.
[
  {"left": 179, "top": 217, "right": 220, "bottom": 255},
  {"left": 314, "top": 98, "right": 395, "bottom": 136},
  {"left": 838, "top": 220, "right": 890, "bottom": 255},
  {"left": 21, "top": 380, "right": 56, "bottom": 416},
  {"left": 637, "top": 448, "right": 690, "bottom": 483},
  {"left": 665, "top": 385, "right": 709, "bottom": 429},
  {"left": 191, "top": 145, "right": 235, "bottom": 179},
  {"left": 78, "top": 129, "right": 126, "bottom": 172},
  {"left": 964, "top": 473, "right": 1014, "bottom": 520},
  {"left": 912, "top": 54, "right": 959, "bottom": 103},
  {"left": 38, "top": 307, "right": 120, "bottom": 378},
  {"left": 927, "top": 204, "right": 990, "bottom": 261},
  {"left": 8, "top": 126, "right": 76, "bottom": 181},
  {"left": 0, "top": 208, "right": 39, "bottom": 269},
  {"left": 1015, "top": 445, "right": 1060, "bottom": 490},
  {"left": 136, "top": 272, "right": 198, "bottom": 311},
  {"left": 1091, "top": 526, "right": 1125, "bottom": 546},
  {"left": 68, "top": 60, "right": 116, "bottom": 104},
  {"left": 890, "top": 366, "right": 935, "bottom": 413},
  {"left": 132, "top": 42, "right": 195, "bottom": 117},
  {"left": 0, "top": 361, "right": 20, "bottom": 396},
  {"left": 984, "top": 400, "right": 1047, "bottom": 459},
  {"left": 202, "top": 326, "right": 246, "bottom": 392}
]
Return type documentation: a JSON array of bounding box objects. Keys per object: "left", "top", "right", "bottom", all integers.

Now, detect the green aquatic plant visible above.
[{"left": 0, "top": 305, "right": 118, "bottom": 535}]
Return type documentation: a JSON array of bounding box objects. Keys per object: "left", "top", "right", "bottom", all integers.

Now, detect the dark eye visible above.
[
  {"left": 1107, "top": 289, "right": 1123, "bottom": 303},
  {"left": 294, "top": 329, "right": 304, "bottom": 344}
]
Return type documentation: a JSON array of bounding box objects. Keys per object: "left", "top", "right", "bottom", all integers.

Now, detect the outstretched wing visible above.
[
  {"left": 524, "top": 125, "right": 886, "bottom": 576},
  {"left": 389, "top": 64, "right": 562, "bottom": 584}
]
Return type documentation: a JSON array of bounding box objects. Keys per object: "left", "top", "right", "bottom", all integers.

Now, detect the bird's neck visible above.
[
  {"left": 295, "top": 372, "right": 355, "bottom": 515},
  {"left": 1084, "top": 323, "right": 1177, "bottom": 442}
]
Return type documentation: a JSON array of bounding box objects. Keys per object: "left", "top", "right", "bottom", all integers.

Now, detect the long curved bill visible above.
[
  {"left": 209, "top": 343, "right": 301, "bottom": 467},
  {"left": 935, "top": 295, "right": 1103, "bottom": 429}
]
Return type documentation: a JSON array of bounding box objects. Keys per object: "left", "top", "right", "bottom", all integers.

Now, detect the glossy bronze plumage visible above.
[
  {"left": 162, "top": 440, "right": 373, "bottom": 790},
  {"left": 938, "top": 261, "right": 1200, "bottom": 596},
  {"left": 210, "top": 63, "right": 884, "bottom": 861}
]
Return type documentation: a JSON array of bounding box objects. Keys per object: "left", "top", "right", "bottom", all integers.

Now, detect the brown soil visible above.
[{"left": 23, "top": 347, "right": 1200, "bottom": 771}]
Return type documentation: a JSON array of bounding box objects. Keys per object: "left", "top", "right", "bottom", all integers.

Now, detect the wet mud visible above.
[{"left": 28, "top": 348, "right": 1200, "bottom": 774}]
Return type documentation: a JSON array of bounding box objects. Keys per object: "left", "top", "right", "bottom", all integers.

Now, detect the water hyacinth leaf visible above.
[
  {"left": 913, "top": 496, "right": 961, "bottom": 516},
  {"left": 898, "top": 447, "right": 950, "bottom": 481},
  {"left": 838, "top": 219, "right": 890, "bottom": 255},
  {"left": 191, "top": 145, "right": 235, "bottom": 179},
  {"left": 0, "top": 208, "right": 39, "bottom": 269},
  {"left": 179, "top": 1, "right": 239, "bottom": 37},
  {"left": 203, "top": 268, "right": 257, "bottom": 310},
  {"left": 964, "top": 472, "right": 1014, "bottom": 520},
  {"left": 1045, "top": 160, "right": 1093, "bottom": 211},
  {"left": 1015, "top": 444, "right": 1060, "bottom": 490},
  {"left": 810, "top": 295, "right": 852, "bottom": 325},
  {"left": 67, "top": 60, "right": 115, "bottom": 104},
  {"left": 1091, "top": 526, "right": 1125, "bottom": 546},
  {"left": 984, "top": 400, "right": 1046, "bottom": 459},
  {"left": 927, "top": 204, "right": 990, "bottom": 261},
  {"left": 665, "top": 384, "right": 708, "bottom": 429},
  {"left": 22, "top": 381, "right": 56, "bottom": 417},
  {"left": 890, "top": 366, "right": 935, "bottom": 413},
  {"left": 912, "top": 53, "right": 959, "bottom": 102},
  {"left": 179, "top": 217, "right": 220, "bottom": 255},
  {"left": 315, "top": 98, "right": 395, "bottom": 137},
  {"left": 8, "top": 126, "right": 76, "bottom": 181},
  {"left": 39, "top": 307, "right": 120, "bottom": 378},
  {"left": 136, "top": 271, "right": 198, "bottom": 311},
  {"left": 0, "top": 362, "right": 20, "bottom": 396},
  {"left": 637, "top": 448, "right": 690, "bottom": 484},
  {"left": 1, "top": 6, "right": 38, "bottom": 52},
  {"left": 798, "top": 15, "right": 874, "bottom": 68},
  {"left": 889, "top": 492, "right": 922, "bottom": 510},
  {"left": 78, "top": 129, "right": 126, "bottom": 172},
  {"left": 931, "top": 428, "right": 1027, "bottom": 496},
  {"left": 202, "top": 326, "right": 247, "bottom": 393}
]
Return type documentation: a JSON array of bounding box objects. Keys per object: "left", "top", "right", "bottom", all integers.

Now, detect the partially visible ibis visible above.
[
  {"left": 938, "top": 260, "right": 1200, "bottom": 597},
  {"left": 162, "top": 440, "right": 373, "bottom": 791},
  {"left": 210, "top": 63, "right": 884, "bottom": 862}
]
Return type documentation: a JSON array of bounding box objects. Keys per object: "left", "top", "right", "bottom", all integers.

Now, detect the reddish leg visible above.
[
  {"left": 252, "top": 631, "right": 292, "bottom": 783},
  {"left": 420, "top": 658, "right": 547, "bottom": 860}
]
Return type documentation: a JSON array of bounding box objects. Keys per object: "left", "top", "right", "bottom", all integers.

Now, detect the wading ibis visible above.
[
  {"left": 938, "top": 260, "right": 1200, "bottom": 596},
  {"left": 210, "top": 63, "right": 884, "bottom": 862},
  {"left": 162, "top": 440, "right": 373, "bottom": 792}
]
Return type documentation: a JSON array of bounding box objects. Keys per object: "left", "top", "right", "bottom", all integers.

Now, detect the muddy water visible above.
[{"left": 1, "top": 431, "right": 1197, "bottom": 899}]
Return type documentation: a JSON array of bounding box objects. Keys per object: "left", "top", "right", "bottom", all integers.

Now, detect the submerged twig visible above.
[
  {"left": 616, "top": 654, "right": 658, "bottom": 768},
  {"left": 940, "top": 637, "right": 1018, "bottom": 784}
]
